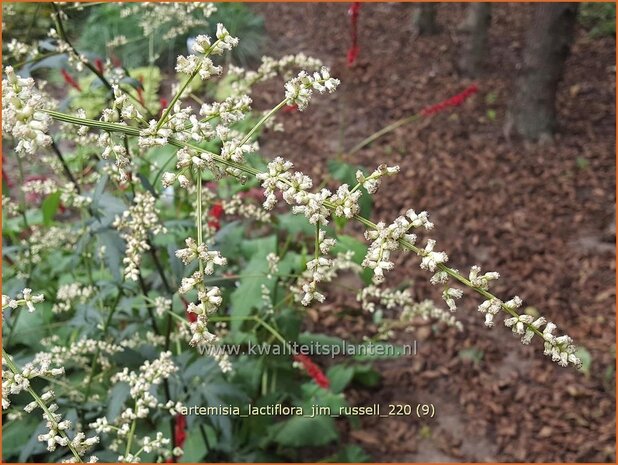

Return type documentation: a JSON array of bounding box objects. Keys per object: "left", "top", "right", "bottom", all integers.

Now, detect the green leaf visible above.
[
  {"left": 97, "top": 230, "right": 124, "bottom": 282},
  {"left": 327, "top": 159, "right": 357, "bottom": 186},
  {"left": 324, "top": 444, "right": 371, "bottom": 462},
  {"left": 458, "top": 347, "right": 484, "bottom": 365},
  {"left": 3, "top": 414, "right": 40, "bottom": 460},
  {"left": 180, "top": 427, "right": 208, "bottom": 462},
  {"left": 332, "top": 235, "right": 367, "bottom": 263},
  {"left": 326, "top": 364, "right": 355, "bottom": 394},
  {"left": 276, "top": 213, "right": 315, "bottom": 236},
  {"left": 107, "top": 382, "right": 130, "bottom": 420},
  {"left": 271, "top": 415, "right": 338, "bottom": 447},
  {"left": 352, "top": 364, "right": 381, "bottom": 387},
  {"left": 332, "top": 234, "right": 372, "bottom": 284},
  {"left": 41, "top": 191, "right": 61, "bottom": 226},
  {"left": 229, "top": 236, "right": 276, "bottom": 332}
]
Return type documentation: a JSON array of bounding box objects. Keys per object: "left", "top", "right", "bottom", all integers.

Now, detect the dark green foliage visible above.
[{"left": 579, "top": 2, "right": 616, "bottom": 38}]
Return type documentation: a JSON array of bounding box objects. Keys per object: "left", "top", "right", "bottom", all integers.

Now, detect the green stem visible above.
[
  {"left": 196, "top": 168, "right": 204, "bottom": 276},
  {"left": 156, "top": 69, "right": 199, "bottom": 131},
  {"left": 240, "top": 100, "right": 287, "bottom": 145},
  {"left": 345, "top": 113, "right": 421, "bottom": 158},
  {"left": 155, "top": 40, "right": 221, "bottom": 131},
  {"left": 315, "top": 222, "right": 320, "bottom": 260},
  {"left": 124, "top": 406, "right": 137, "bottom": 458}
]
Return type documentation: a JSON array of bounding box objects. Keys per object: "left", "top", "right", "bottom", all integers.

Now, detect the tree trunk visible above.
[
  {"left": 508, "top": 3, "right": 579, "bottom": 140},
  {"left": 458, "top": 3, "right": 491, "bottom": 77},
  {"left": 413, "top": 4, "right": 438, "bottom": 35}
]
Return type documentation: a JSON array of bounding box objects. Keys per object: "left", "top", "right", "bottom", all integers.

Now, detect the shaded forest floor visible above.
[{"left": 251, "top": 3, "right": 615, "bottom": 462}]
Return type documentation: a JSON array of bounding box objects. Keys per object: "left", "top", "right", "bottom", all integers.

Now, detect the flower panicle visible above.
[
  {"left": 421, "top": 84, "right": 479, "bottom": 117},
  {"left": 293, "top": 354, "right": 330, "bottom": 389}
]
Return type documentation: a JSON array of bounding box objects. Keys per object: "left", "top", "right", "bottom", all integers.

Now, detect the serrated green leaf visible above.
[{"left": 41, "top": 191, "right": 61, "bottom": 226}]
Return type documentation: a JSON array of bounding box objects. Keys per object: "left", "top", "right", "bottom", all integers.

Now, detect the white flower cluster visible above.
[
  {"left": 284, "top": 67, "right": 340, "bottom": 110},
  {"left": 468, "top": 265, "right": 500, "bottom": 290},
  {"left": 418, "top": 238, "right": 448, "bottom": 272},
  {"left": 2, "top": 351, "right": 99, "bottom": 461},
  {"left": 20, "top": 177, "right": 91, "bottom": 209},
  {"left": 2, "top": 353, "right": 63, "bottom": 410},
  {"left": 442, "top": 287, "right": 464, "bottom": 312},
  {"left": 138, "top": 120, "right": 172, "bottom": 149},
  {"left": 2, "top": 195, "right": 19, "bottom": 217},
  {"left": 292, "top": 188, "right": 332, "bottom": 225},
  {"left": 358, "top": 285, "right": 462, "bottom": 339},
  {"left": 330, "top": 184, "right": 362, "bottom": 218},
  {"left": 292, "top": 248, "right": 360, "bottom": 306},
  {"left": 111, "top": 85, "right": 143, "bottom": 122},
  {"left": 476, "top": 293, "right": 581, "bottom": 367},
  {"left": 222, "top": 196, "right": 272, "bottom": 224},
  {"left": 362, "top": 209, "right": 434, "bottom": 284},
  {"left": 228, "top": 53, "right": 324, "bottom": 95},
  {"left": 152, "top": 296, "right": 172, "bottom": 318},
  {"left": 120, "top": 2, "right": 216, "bottom": 39},
  {"left": 298, "top": 230, "right": 337, "bottom": 305},
  {"left": 10, "top": 225, "right": 81, "bottom": 277},
  {"left": 120, "top": 331, "right": 166, "bottom": 349},
  {"left": 175, "top": 24, "right": 238, "bottom": 80},
  {"left": 48, "top": 27, "right": 87, "bottom": 71},
  {"left": 113, "top": 192, "right": 166, "bottom": 281},
  {"left": 176, "top": 236, "right": 227, "bottom": 349},
  {"left": 253, "top": 141, "right": 577, "bottom": 368},
  {"left": 257, "top": 157, "right": 339, "bottom": 225},
  {"left": 51, "top": 282, "right": 96, "bottom": 314},
  {"left": 91, "top": 352, "right": 176, "bottom": 460},
  {"left": 42, "top": 337, "right": 124, "bottom": 372},
  {"left": 100, "top": 132, "right": 131, "bottom": 182},
  {"left": 356, "top": 164, "right": 400, "bottom": 194},
  {"left": 138, "top": 432, "right": 170, "bottom": 456},
  {"left": 175, "top": 237, "right": 226, "bottom": 271},
  {"left": 2, "top": 66, "right": 52, "bottom": 155},
  {"left": 218, "top": 125, "right": 259, "bottom": 163},
  {"left": 162, "top": 148, "right": 207, "bottom": 189},
  {"left": 256, "top": 156, "right": 297, "bottom": 210},
  {"left": 2, "top": 288, "right": 44, "bottom": 314},
  {"left": 112, "top": 351, "right": 177, "bottom": 409},
  {"left": 7, "top": 38, "right": 34, "bottom": 61},
  {"left": 200, "top": 95, "right": 252, "bottom": 125}
]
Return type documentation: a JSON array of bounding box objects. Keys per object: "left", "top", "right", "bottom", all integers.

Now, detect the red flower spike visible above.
[
  {"left": 347, "top": 2, "right": 361, "bottom": 67},
  {"left": 94, "top": 58, "right": 105, "bottom": 74},
  {"left": 174, "top": 414, "right": 187, "bottom": 449},
  {"left": 421, "top": 84, "right": 479, "bottom": 117},
  {"left": 159, "top": 97, "right": 168, "bottom": 116},
  {"left": 60, "top": 69, "right": 81, "bottom": 92},
  {"left": 110, "top": 54, "right": 122, "bottom": 68},
  {"left": 136, "top": 76, "right": 145, "bottom": 106},
  {"left": 2, "top": 155, "right": 13, "bottom": 189},
  {"left": 283, "top": 104, "right": 298, "bottom": 113},
  {"left": 207, "top": 202, "right": 224, "bottom": 231},
  {"left": 347, "top": 46, "right": 360, "bottom": 66},
  {"left": 180, "top": 296, "right": 197, "bottom": 323},
  {"left": 293, "top": 354, "right": 330, "bottom": 389}
]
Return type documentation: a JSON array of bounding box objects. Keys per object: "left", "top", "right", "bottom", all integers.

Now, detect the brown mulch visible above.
[{"left": 250, "top": 3, "right": 616, "bottom": 463}]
